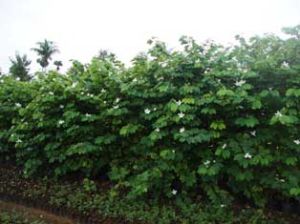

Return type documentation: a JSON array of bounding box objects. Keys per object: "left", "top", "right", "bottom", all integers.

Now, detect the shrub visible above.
[
  {"left": 1, "top": 25, "right": 300, "bottom": 208},
  {"left": 0, "top": 77, "right": 35, "bottom": 161}
]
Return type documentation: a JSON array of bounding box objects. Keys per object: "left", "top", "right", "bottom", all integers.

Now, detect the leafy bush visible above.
[
  {"left": 1, "top": 25, "right": 300, "bottom": 208},
  {"left": 0, "top": 76, "right": 36, "bottom": 161}
]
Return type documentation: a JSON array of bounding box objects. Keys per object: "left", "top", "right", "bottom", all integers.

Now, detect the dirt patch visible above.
[{"left": 0, "top": 200, "right": 76, "bottom": 224}]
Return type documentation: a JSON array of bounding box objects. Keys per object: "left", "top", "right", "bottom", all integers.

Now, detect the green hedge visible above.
[{"left": 1, "top": 25, "right": 300, "bottom": 207}]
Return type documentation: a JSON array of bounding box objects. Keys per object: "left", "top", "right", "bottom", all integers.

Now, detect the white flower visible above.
[
  {"left": 71, "top": 82, "right": 77, "bottom": 88},
  {"left": 16, "top": 139, "right": 22, "bottom": 143},
  {"left": 275, "top": 111, "right": 283, "bottom": 118},
  {"left": 113, "top": 105, "right": 119, "bottom": 109},
  {"left": 103, "top": 100, "right": 107, "bottom": 104},
  {"left": 171, "top": 189, "right": 177, "bottom": 195},
  {"left": 159, "top": 61, "right": 167, "bottom": 68},
  {"left": 60, "top": 105, "right": 64, "bottom": 109},
  {"left": 15, "top": 103, "right": 22, "bottom": 108},
  {"left": 281, "top": 61, "right": 289, "bottom": 68},
  {"left": 81, "top": 92, "right": 84, "bottom": 95},
  {"left": 85, "top": 113, "right": 91, "bottom": 117},
  {"left": 101, "top": 89, "right": 106, "bottom": 93},
  {"left": 144, "top": 108, "right": 151, "bottom": 114},
  {"left": 294, "top": 139, "right": 300, "bottom": 145},
  {"left": 176, "top": 100, "right": 182, "bottom": 106},
  {"left": 179, "top": 127, "right": 185, "bottom": 133},
  {"left": 244, "top": 152, "right": 252, "bottom": 159},
  {"left": 115, "top": 98, "right": 120, "bottom": 103},
  {"left": 16, "top": 77, "right": 20, "bottom": 81},
  {"left": 279, "top": 179, "right": 285, "bottom": 183},
  {"left": 203, "top": 160, "right": 211, "bottom": 166},
  {"left": 250, "top": 131, "right": 256, "bottom": 136},
  {"left": 172, "top": 149, "right": 175, "bottom": 153},
  {"left": 58, "top": 120, "right": 65, "bottom": 125},
  {"left": 155, "top": 128, "right": 160, "bottom": 132},
  {"left": 0, "top": 80, "right": 4, "bottom": 83},
  {"left": 235, "top": 80, "right": 246, "bottom": 87},
  {"left": 220, "top": 204, "right": 226, "bottom": 208},
  {"left": 222, "top": 143, "right": 227, "bottom": 149},
  {"left": 178, "top": 112, "right": 185, "bottom": 118},
  {"left": 132, "top": 78, "right": 137, "bottom": 82},
  {"left": 153, "top": 107, "right": 157, "bottom": 111},
  {"left": 158, "top": 77, "right": 164, "bottom": 81},
  {"left": 49, "top": 91, "right": 54, "bottom": 95}
]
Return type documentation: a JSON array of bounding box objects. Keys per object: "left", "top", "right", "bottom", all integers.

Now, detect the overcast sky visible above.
[{"left": 0, "top": 0, "right": 300, "bottom": 73}]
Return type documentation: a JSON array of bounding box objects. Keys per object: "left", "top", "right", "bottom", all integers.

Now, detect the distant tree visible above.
[
  {"left": 31, "top": 39, "right": 59, "bottom": 71},
  {"left": 9, "top": 53, "right": 31, "bottom": 81},
  {"left": 54, "top": 60, "right": 63, "bottom": 71}
]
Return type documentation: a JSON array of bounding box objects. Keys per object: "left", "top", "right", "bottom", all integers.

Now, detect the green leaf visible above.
[
  {"left": 120, "top": 124, "right": 141, "bottom": 136},
  {"left": 210, "top": 120, "right": 226, "bottom": 130},
  {"left": 235, "top": 116, "right": 259, "bottom": 127}
]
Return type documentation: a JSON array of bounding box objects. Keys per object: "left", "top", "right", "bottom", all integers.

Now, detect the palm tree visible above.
[
  {"left": 31, "top": 39, "right": 59, "bottom": 71},
  {"left": 54, "top": 60, "right": 63, "bottom": 71},
  {"left": 9, "top": 53, "right": 31, "bottom": 81}
]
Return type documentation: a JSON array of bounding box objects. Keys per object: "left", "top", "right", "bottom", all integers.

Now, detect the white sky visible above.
[{"left": 0, "top": 0, "right": 300, "bottom": 73}]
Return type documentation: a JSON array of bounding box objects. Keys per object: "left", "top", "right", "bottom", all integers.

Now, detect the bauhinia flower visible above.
[
  {"left": 144, "top": 108, "right": 151, "bottom": 114},
  {"left": 281, "top": 61, "right": 289, "bottom": 68},
  {"left": 250, "top": 131, "right": 256, "bottom": 136},
  {"left": 113, "top": 105, "right": 119, "bottom": 109},
  {"left": 16, "top": 139, "right": 22, "bottom": 143},
  {"left": 176, "top": 100, "right": 182, "bottom": 106},
  {"left": 203, "top": 160, "right": 211, "bottom": 166},
  {"left": 171, "top": 189, "right": 177, "bottom": 195},
  {"left": 58, "top": 120, "right": 65, "bottom": 125},
  {"left": 132, "top": 78, "right": 137, "bottom": 82},
  {"left": 275, "top": 111, "right": 283, "bottom": 118},
  {"left": 115, "top": 98, "right": 120, "bottom": 103},
  {"left": 235, "top": 80, "right": 246, "bottom": 87},
  {"left": 294, "top": 139, "right": 300, "bottom": 145},
  {"left": 155, "top": 128, "right": 160, "bottom": 132},
  {"left": 244, "top": 152, "right": 252, "bottom": 159},
  {"left": 180, "top": 127, "right": 185, "bottom": 133},
  {"left": 159, "top": 61, "right": 167, "bottom": 68},
  {"left": 71, "top": 82, "right": 77, "bottom": 88},
  {"left": 49, "top": 91, "right": 54, "bottom": 95},
  {"left": 178, "top": 112, "right": 185, "bottom": 118},
  {"left": 15, "top": 103, "right": 22, "bottom": 107},
  {"left": 16, "top": 77, "right": 20, "bottom": 81}
]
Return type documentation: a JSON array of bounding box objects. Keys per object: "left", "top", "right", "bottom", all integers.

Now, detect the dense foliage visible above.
[{"left": 1, "top": 25, "right": 300, "bottom": 211}]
